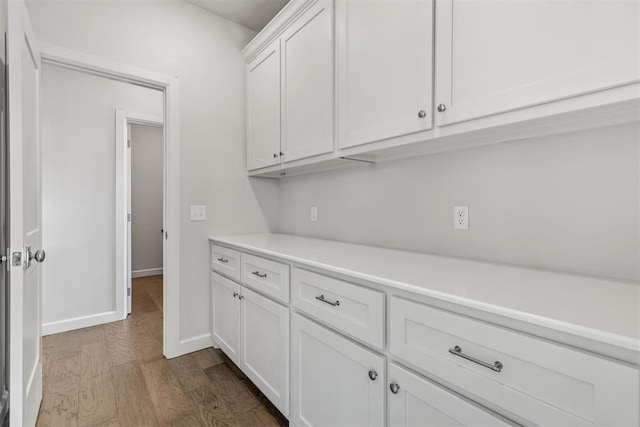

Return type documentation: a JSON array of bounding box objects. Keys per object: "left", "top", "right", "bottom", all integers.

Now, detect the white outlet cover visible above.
[
  {"left": 190, "top": 205, "right": 206, "bottom": 221},
  {"left": 454, "top": 206, "right": 468, "bottom": 230},
  {"left": 310, "top": 206, "right": 318, "bottom": 221}
]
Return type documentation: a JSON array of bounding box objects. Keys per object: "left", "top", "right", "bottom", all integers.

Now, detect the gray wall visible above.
[
  {"left": 28, "top": 0, "right": 279, "bottom": 341},
  {"left": 131, "top": 124, "right": 163, "bottom": 274},
  {"left": 278, "top": 123, "right": 640, "bottom": 282}
]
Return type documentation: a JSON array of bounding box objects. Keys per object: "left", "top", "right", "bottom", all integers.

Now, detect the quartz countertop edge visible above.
[{"left": 209, "top": 233, "right": 640, "bottom": 361}]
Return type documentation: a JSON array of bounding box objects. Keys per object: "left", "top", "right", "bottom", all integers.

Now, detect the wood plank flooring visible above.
[{"left": 37, "top": 275, "right": 288, "bottom": 427}]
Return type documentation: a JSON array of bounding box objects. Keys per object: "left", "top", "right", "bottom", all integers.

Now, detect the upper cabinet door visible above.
[
  {"left": 337, "top": 0, "right": 434, "bottom": 149},
  {"left": 247, "top": 39, "right": 281, "bottom": 170},
  {"left": 281, "top": 0, "right": 334, "bottom": 163},
  {"left": 435, "top": 0, "right": 640, "bottom": 126}
]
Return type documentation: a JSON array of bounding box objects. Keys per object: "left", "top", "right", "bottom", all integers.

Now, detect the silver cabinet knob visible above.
[
  {"left": 368, "top": 370, "right": 378, "bottom": 381},
  {"left": 273, "top": 153, "right": 278, "bottom": 158},
  {"left": 389, "top": 382, "right": 400, "bottom": 394},
  {"left": 238, "top": 294, "right": 244, "bottom": 300},
  {"left": 34, "top": 249, "right": 46, "bottom": 263},
  {"left": 418, "top": 110, "right": 426, "bottom": 118},
  {"left": 437, "top": 103, "right": 447, "bottom": 112},
  {"left": 233, "top": 292, "right": 238, "bottom": 298}
]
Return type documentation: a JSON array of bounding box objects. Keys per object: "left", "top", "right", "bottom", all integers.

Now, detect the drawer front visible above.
[
  {"left": 388, "top": 363, "right": 511, "bottom": 427},
  {"left": 241, "top": 253, "right": 290, "bottom": 303},
  {"left": 390, "top": 297, "right": 640, "bottom": 426},
  {"left": 292, "top": 268, "right": 385, "bottom": 349},
  {"left": 211, "top": 244, "right": 241, "bottom": 281}
]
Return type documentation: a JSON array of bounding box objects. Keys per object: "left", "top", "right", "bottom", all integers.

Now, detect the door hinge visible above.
[
  {"left": 127, "top": 287, "right": 131, "bottom": 296},
  {"left": 127, "top": 213, "right": 131, "bottom": 222},
  {"left": 127, "top": 138, "right": 131, "bottom": 148}
]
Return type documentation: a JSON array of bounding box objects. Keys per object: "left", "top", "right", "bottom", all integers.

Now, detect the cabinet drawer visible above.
[
  {"left": 241, "top": 253, "right": 290, "bottom": 303},
  {"left": 211, "top": 244, "right": 241, "bottom": 281},
  {"left": 292, "top": 268, "right": 384, "bottom": 349},
  {"left": 390, "top": 297, "right": 640, "bottom": 426},
  {"left": 388, "top": 363, "right": 510, "bottom": 426}
]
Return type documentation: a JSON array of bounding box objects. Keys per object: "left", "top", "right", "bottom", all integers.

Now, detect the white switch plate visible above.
[
  {"left": 190, "top": 205, "right": 206, "bottom": 221},
  {"left": 310, "top": 206, "right": 318, "bottom": 222},
  {"left": 454, "top": 206, "right": 468, "bottom": 230}
]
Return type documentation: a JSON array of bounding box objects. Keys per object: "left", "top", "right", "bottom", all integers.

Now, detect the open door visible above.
[{"left": 7, "top": 2, "right": 43, "bottom": 426}]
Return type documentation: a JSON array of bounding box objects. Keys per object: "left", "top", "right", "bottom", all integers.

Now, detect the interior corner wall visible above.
[
  {"left": 27, "top": 1, "right": 280, "bottom": 344},
  {"left": 278, "top": 123, "right": 640, "bottom": 282},
  {"left": 41, "top": 63, "right": 163, "bottom": 334},
  {"left": 130, "top": 124, "right": 164, "bottom": 276}
]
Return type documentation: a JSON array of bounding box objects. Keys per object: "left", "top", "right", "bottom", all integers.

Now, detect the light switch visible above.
[{"left": 190, "top": 205, "right": 206, "bottom": 221}]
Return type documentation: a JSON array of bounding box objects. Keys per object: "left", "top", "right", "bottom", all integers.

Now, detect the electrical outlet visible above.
[
  {"left": 310, "top": 206, "right": 318, "bottom": 222},
  {"left": 190, "top": 205, "right": 206, "bottom": 221},
  {"left": 454, "top": 206, "right": 468, "bottom": 230}
]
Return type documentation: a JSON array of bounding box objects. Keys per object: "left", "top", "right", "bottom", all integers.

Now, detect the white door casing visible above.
[
  {"left": 7, "top": 2, "right": 43, "bottom": 425},
  {"left": 115, "top": 109, "right": 163, "bottom": 316}
]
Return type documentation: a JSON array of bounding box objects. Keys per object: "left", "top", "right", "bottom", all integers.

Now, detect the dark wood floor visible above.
[{"left": 36, "top": 275, "right": 288, "bottom": 427}]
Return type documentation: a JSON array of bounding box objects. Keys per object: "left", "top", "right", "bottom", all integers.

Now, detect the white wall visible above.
[
  {"left": 41, "top": 63, "right": 163, "bottom": 334},
  {"left": 27, "top": 1, "right": 279, "bottom": 344},
  {"left": 130, "top": 124, "right": 163, "bottom": 275},
  {"left": 278, "top": 123, "right": 640, "bottom": 282}
]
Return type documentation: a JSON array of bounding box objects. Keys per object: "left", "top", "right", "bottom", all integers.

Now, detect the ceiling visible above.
[{"left": 185, "top": 0, "right": 290, "bottom": 32}]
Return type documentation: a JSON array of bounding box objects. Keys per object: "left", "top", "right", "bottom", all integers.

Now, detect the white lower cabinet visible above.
[
  {"left": 211, "top": 272, "right": 290, "bottom": 416},
  {"left": 241, "top": 287, "right": 290, "bottom": 416},
  {"left": 388, "top": 363, "right": 510, "bottom": 427},
  {"left": 291, "top": 313, "right": 385, "bottom": 427},
  {"left": 212, "top": 272, "right": 241, "bottom": 364}
]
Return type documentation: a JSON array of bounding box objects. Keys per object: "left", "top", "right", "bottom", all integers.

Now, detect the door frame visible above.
[
  {"left": 115, "top": 110, "right": 163, "bottom": 316},
  {"left": 38, "top": 42, "right": 183, "bottom": 358}
]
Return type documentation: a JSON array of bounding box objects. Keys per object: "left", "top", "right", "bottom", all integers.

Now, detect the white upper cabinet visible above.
[
  {"left": 281, "top": 0, "right": 334, "bottom": 162},
  {"left": 337, "top": 0, "right": 434, "bottom": 149},
  {"left": 435, "top": 0, "right": 640, "bottom": 126},
  {"left": 247, "top": 39, "right": 281, "bottom": 170}
]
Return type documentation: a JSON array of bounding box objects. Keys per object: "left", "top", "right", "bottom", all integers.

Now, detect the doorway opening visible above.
[{"left": 123, "top": 117, "right": 164, "bottom": 314}]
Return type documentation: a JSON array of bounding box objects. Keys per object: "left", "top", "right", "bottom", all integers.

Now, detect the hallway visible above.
[{"left": 36, "top": 276, "right": 287, "bottom": 426}]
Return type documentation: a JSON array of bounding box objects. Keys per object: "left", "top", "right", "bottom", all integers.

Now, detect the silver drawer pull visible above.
[
  {"left": 217, "top": 257, "right": 229, "bottom": 263},
  {"left": 252, "top": 271, "right": 267, "bottom": 278},
  {"left": 448, "top": 345, "right": 503, "bottom": 372},
  {"left": 315, "top": 294, "right": 340, "bottom": 306}
]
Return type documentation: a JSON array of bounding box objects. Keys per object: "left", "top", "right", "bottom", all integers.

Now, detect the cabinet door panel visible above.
[
  {"left": 211, "top": 273, "right": 241, "bottom": 364},
  {"left": 291, "top": 313, "right": 385, "bottom": 427},
  {"left": 247, "top": 40, "right": 281, "bottom": 170},
  {"left": 338, "top": 0, "right": 433, "bottom": 149},
  {"left": 281, "top": 0, "right": 334, "bottom": 162},
  {"left": 241, "top": 287, "right": 290, "bottom": 416},
  {"left": 435, "top": 0, "right": 640, "bottom": 126},
  {"left": 388, "top": 364, "right": 510, "bottom": 427}
]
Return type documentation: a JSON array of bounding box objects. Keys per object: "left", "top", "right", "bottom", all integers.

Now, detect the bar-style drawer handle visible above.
[
  {"left": 252, "top": 271, "right": 267, "bottom": 278},
  {"left": 315, "top": 294, "right": 340, "bottom": 306},
  {"left": 217, "top": 257, "right": 229, "bottom": 263},
  {"left": 448, "top": 345, "right": 503, "bottom": 372}
]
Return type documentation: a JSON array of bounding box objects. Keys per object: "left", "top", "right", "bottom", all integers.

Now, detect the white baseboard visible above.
[
  {"left": 42, "top": 310, "right": 124, "bottom": 336},
  {"left": 132, "top": 268, "right": 163, "bottom": 278},
  {"left": 167, "top": 333, "right": 214, "bottom": 359}
]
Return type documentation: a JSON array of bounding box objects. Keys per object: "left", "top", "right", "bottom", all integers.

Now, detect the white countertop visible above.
[{"left": 210, "top": 233, "right": 640, "bottom": 358}]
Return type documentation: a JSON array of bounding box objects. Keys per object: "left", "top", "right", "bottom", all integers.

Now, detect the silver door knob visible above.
[
  {"left": 389, "top": 382, "right": 400, "bottom": 394},
  {"left": 368, "top": 370, "right": 378, "bottom": 381},
  {"left": 437, "top": 103, "right": 447, "bottom": 112},
  {"left": 418, "top": 110, "right": 426, "bottom": 118},
  {"left": 34, "top": 249, "right": 46, "bottom": 263}
]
